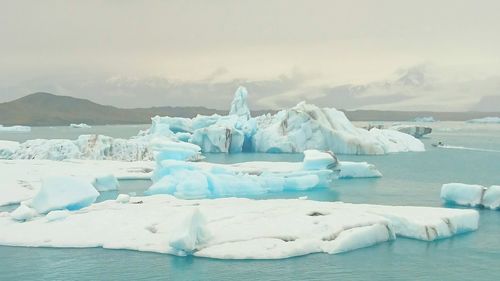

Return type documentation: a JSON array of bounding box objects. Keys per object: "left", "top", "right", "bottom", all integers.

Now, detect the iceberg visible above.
[
  {"left": 466, "top": 117, "right": 500, "bottom": 124},
  {"left": 30, "top": 176, "right": 100, "bottom": 213},
  {"left": 70, "top": 123, "right": 92, "bottom": 129},
  {"left": 441, "top": 183, "right": 499, "bottom": 210},
  {"left": 8, "top": 134, "right": 202, "bottom": 162},
  {"left": 0, "top": 195, "right": 479, "bottom": 259},
  {"left": 10, "top": 205, "right": 38, "bottom": 221},
  {"left": 389, "top": 124, "right": 432, "bottom": 138},
  {"left": 0, "top": 125, "right": 31, "bottom": 132},
  {"left": 92, "top": 174, "right": 120, "bottom": 192},
  {"left": 147, "top": 149, "right": 342, "bottom": 198},
  {"left": 143, "top": 87, "right": 425, "bottom": 155},
  {"left": 338, "top": 162, "right": 382, "bottom": 178}
]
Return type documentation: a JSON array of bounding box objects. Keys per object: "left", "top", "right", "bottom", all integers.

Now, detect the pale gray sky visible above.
[{"left": 1, "top": 0, "right": 499, "bottom": 111}]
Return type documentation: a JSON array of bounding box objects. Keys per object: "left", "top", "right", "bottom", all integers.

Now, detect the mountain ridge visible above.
[{"left": 0, "top": 92, "right": 498, "bottom": 126}]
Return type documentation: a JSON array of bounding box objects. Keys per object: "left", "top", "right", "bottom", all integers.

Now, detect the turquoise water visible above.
[{"left": 0, "top": 122, "right": 499, "bottom": 280}]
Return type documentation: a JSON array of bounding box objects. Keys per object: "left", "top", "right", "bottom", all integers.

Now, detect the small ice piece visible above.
[
  {"left": 93, "top": 174, "right": 120, "bottom": 192},
  {"left": 338, "top": 161, "right": 382, "bottom": 178},
  {"left": 169, "top": 209, "right": 211, "bottom": 254},
  {"left": 116, "top": 194, "right": 130, "bottom": 204},
  {"left": 46, "top": 210, "right": 70, "bottom": 222},
  {"left": 151, "top": 138, "right": 202, "bottom": 162},
  {"left": 30, "top": 176, "right": 99, "bottom": 213},
  {"left": 482, "top": 186, "right": 500, "bottom": 210},
  {"left": 10, "top": 205, "right": 38, "bottom": 221},
  {"left": 302, "top": 150, "right": 338, "bottom": 170},
  {"left": 70, "top": 123, "right": 91, "bottom": 129},
  {"left": 414, "top": 116, "right": 436, "bottom": 122},
  {"left": 440, "top": 183, "right": 485, "bottom": 207},
  {"left": 0, "top": 125, "right": 31, "bottom": 132}
]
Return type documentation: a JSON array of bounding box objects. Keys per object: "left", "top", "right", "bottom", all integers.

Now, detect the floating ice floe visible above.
[
  {"left": 0, "top": 159, "right": 155, "bottom": 206},
  {"left": 144, "top": 87, "right": 425, "bottom": 155},
  {"left": 389, "top": 124, "right": 432, "bottom": 138},
  {"left": 70, "top": 123, "right": 92, "bottom": 129},
  {"left": 0, "top": 195, "right": 479, "bottom": 259},
  {"left": 466, "top": 117, "right": 500, "bottom": 124},
  {"left": 0, "top": 125, "right": 31, "bottom": 132},
  {"left": 441, "top": 183, "right": 500, "bottom": 210}
]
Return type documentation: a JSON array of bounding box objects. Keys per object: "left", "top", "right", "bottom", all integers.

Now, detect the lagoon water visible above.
[{"left": 0, "top": 122, "right": 499, "bottom": 280}]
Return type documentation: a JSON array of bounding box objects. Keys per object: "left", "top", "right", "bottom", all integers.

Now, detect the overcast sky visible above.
[{"left": 1, "top": 0, "right": 499, "bottom": 111}]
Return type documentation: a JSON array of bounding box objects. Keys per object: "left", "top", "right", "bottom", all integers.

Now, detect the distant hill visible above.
[{"left": 0, "top": 92, "right": 498, "bottom": 126}]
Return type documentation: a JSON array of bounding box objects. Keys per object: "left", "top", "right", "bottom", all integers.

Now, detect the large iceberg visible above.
[
  {"left": 0, "top": 195, "right": 479, "bottom": 259},
  {"left": 0, "top": 140, "right": 20, "bottom": 159},
  {"left": 143, "top": 87, "right": 424, "bottom": 155},
  {"left": 7, "top": 134, "right": 202, "bottom": 162},
  {"left": 441, "top": 183, "right": 500, "bottom": 210}
]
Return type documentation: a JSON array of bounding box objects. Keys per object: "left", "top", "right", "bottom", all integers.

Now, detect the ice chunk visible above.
[
  {"left": 169, "top": 209, "right": 211, "bottom": 254},
  {"left": 0, "top": 125, "right": 31, "bottom": 132},
  {"left": 302, "top": 150, "right": 338, "bottom": 170},
  {"left": 440, "top": 183, "right": 485, "bottom": 207},
  {"left": 151, "top": 138, "right": 202, "bottom": 162},
  {"left": 441, "top": 183, "right": 500, "bottom": 210},
  {"left": 0, "top": 197, "right": 478, "bottom": 259},
  {"left": 414, "top": 116, "right": 436, "bottom": 122},
  {"left": 338, "top": 161, "right": 382, "bottom": 178},
  {"left": 0, "top": 140, "right": 20, "bottom": 159},
  {"left": 116, "top": 194, "right": 130, "bottom": 204},
  {"left": 229, "top": 86, "right": 251, "bottom": 120},
  {"left": 483, "top": 186, "right": 500, "bottom": 210},
  {"left": 10, "top": 205, "right": 38, "bottom": 221},
  {"left": 389, "top": 124, "right": 432, "bottom": 138},
  {"left": 30, "top": 176, "right": 99, "bottom": 213},
  {"left": 70, "top": 123, "right": 91, "bottom": 128},
  {"left": 46, "top": 210, "right": 70, "bottom": 222},
  {"left": 92, "top": 174, "right": 120, "bottom": 192}
]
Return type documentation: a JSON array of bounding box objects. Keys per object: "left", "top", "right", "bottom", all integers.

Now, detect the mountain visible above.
[{"left": 0, "top": 92, "right": 498, "bottom": 126}]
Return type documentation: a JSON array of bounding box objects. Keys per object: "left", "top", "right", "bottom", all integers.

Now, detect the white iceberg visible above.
[
  {"left": 30, "top": 176, "right": 99, "bottom": 213},
  {"left": 0, "top": 125, "right": 31, "bottom": 132},
  {"left": 10, "top": 205, "right": 38, "bottom": 221},
  {"left": 441, "top": 183, "right": 499, "bottom": 210},
  {"left": 338, "top": 162, "right": 382, "bottom": 178},
  {"left": 8, "top": 134, "right": 202, "bottom": 162},
  {"left": 0, "top": 195, "right": 479, "bottom": 259},
  {"left": 143, "top": 87, "right": 425, "bottom": 155},
  {"left": 92, "top": 174, "right": 120, "bottom": 192},
  {"left": 466, "top": 117, "right": 500, "bottom": 124},
  {"left": 70, "top": 123, "right": 92, "bottom": 129}
]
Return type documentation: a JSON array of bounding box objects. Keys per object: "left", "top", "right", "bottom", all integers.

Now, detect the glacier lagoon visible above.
[{"left": 0, "top": 122, "right": 499, "bottom": 280}]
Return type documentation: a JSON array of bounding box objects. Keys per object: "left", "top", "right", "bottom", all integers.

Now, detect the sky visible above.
[{"left": 1, "top": 0, "right": 499, "bottom": 111}]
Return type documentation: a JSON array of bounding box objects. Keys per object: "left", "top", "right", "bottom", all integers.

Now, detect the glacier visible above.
[
  {"left": 142, "top": 87, "right": 425, "bottom": 155},
  {"left": 0, "top": 195, "right": 479, "bottom": 259},
  {"left": 441, "top": 183, "right": 500, "bottom": 210}
]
